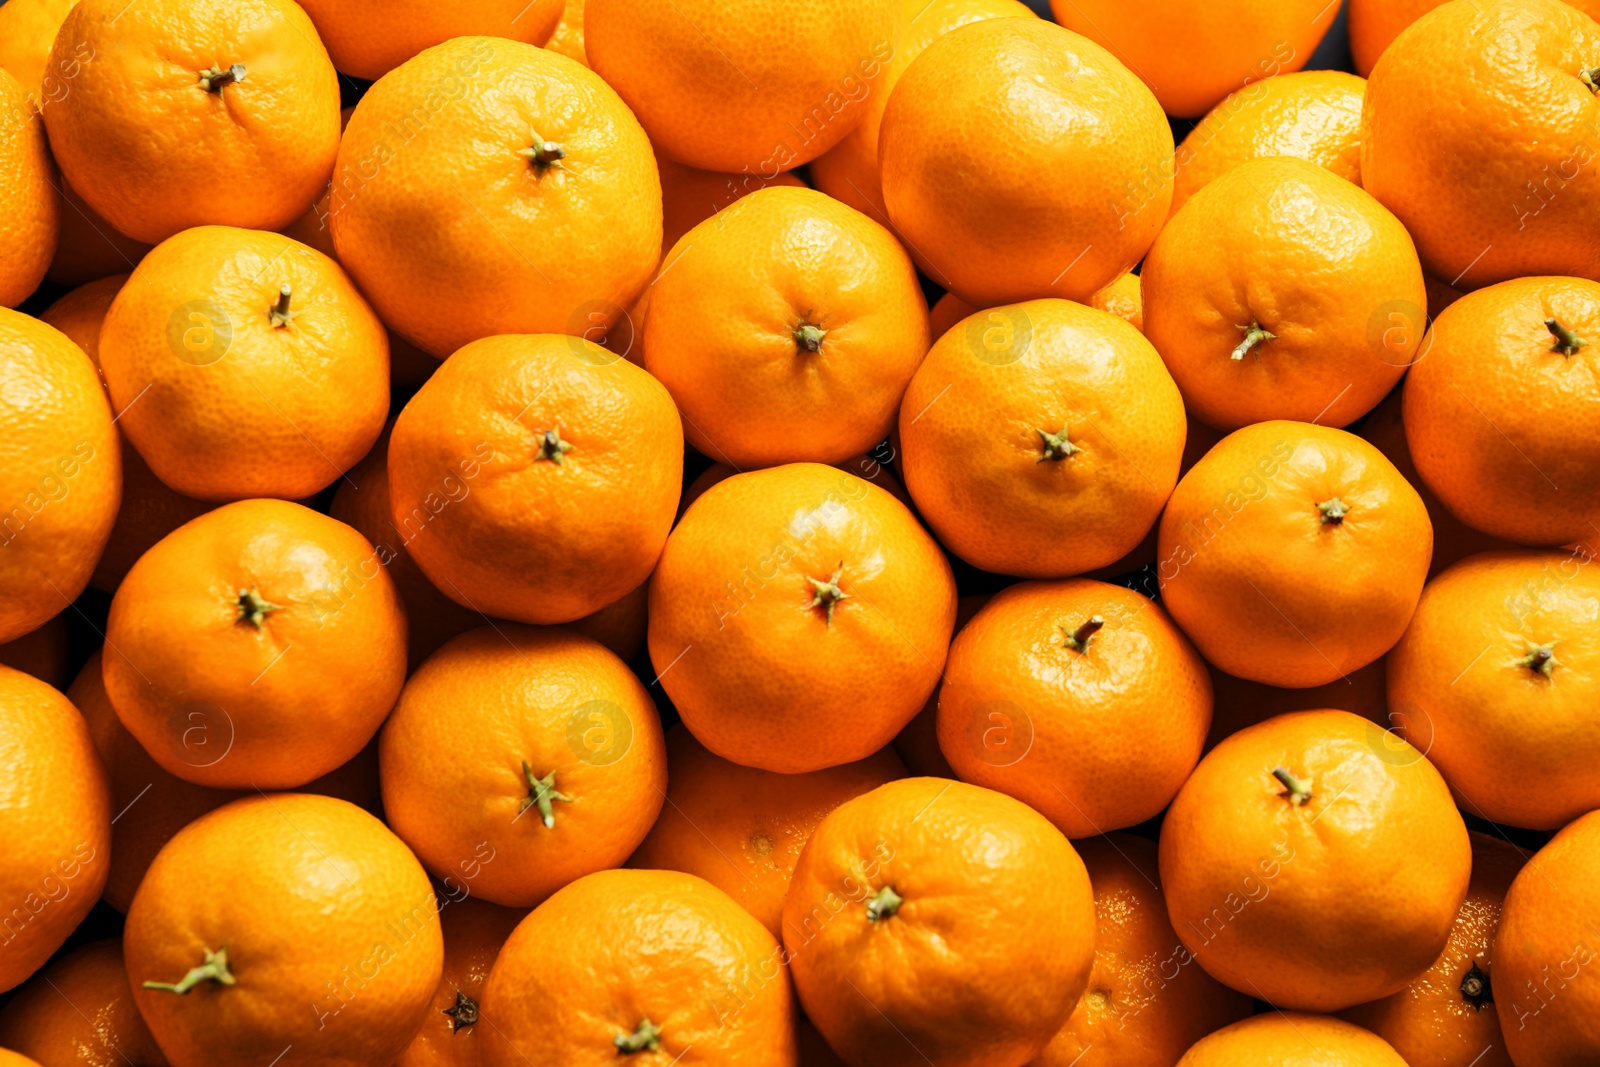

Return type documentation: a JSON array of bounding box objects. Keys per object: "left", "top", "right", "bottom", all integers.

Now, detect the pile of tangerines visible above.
[{"left": 2, "top": 0, "right": 1599, "bottom": 1064}]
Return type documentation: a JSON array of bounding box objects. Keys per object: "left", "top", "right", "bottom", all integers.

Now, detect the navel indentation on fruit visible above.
[
  {"left": 807, "top": 564, "right": 851, "bottom": 625},
  {"left": 1232, "top": 320, "right": 1276, "bottom": 361},
  {"left": 1460, "top": 960, "right": 1493, "bottom": 1011},
  {"left": 533, "top": 426, "right": 574, "bottom": 465},
  {"left": 197, "top": 64, "right": 245, "bottom": 93},
  {"left": 748, "top": 830, "right": 775, "bottom": 857},
  {"left": 1085, "top": 988, "right": 1112, "bottom": 1013},
  {"left": 1059, "top": 615, "right": 1104, "bottom": 653},
  {"left": 519, "top": 761, "right": 574, "bottom": 828},
  {"left": 1545, "top": 317, "right": 1588, "bottom": 356},
  {"left": 1036, "top": 425, "right": 1081, "bottom": 462},
  {"left": 1578, "top": 68, "right": 1600, "bottom": 94}
]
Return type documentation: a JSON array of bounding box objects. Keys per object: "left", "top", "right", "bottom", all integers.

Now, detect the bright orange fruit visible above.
[{"left": 296, "top": 0, "right": 562, "bottom": 80}]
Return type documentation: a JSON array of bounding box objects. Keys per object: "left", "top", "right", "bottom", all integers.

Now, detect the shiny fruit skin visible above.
[
  {"left": 899, "top": 298, "right": 1185, "bottom": 578},
  {"left": 1142, "top": 156, "right": 1425, "bottom": 431},
  {"left": 125, "top": 794, "right": 444, "bottom": 1067},
  {"left": 296, "top": 0, "right": 562, "bottom": 80},
  {"left": 1051, "top": 0, "right": 1342, "bottom": 118},
  {"left": 0, "top": 68, "right": 56, "bottom": 308},
  {"left": 42, "top": 0, "right": 340, "bottom": 245},
  {"left": 1176, "top": 1012, "right": 1409, "bottom": 1066},
  {"left": 1172, "top": 70, "right": 1366, "bottom": 217},
  {"left": 394, "top": 895, "right": 527, "bottom": 1067},
  {"left": 937, "top": 579, "right": 1211, "bottom": 838},
  {"left": 1348, "top": 0, "right": 1600, "bottom": 77},
  {"left": 388, "top": 333, "right": 682, "bottom": 625},
  {"left": 1492, "top": 809, "right": 1600, "bottom": 1067},
  {"left": 0, "top": 666, "right": 112, "bottom": 993},
  {"left": 1157, "top": 421, "right": 1432, "bottom": 688},
  {"left": 629, "top": 725, "right": 905, "bottom": 939},
  {"left": 808, "top": 0, "right": 1036, "bottom": 231},
  {"left": 1160, "top": 709, "right": 1471, "bottom": 1011},
  {"left": 585, "top": 0, "right": 895, "bottom": 173},
  {"left": 1339, "top": 832, "right": 1527, "bottom": 1067},
  {"left": 480, "top": 868, "right": 798, "bottom": 1067},
  {"left": 103, "top": 498, "right": 408, "bottom": 789},
  {"left": 331, "top": 38, "right": 661, "bottom": 358},
  {"left": 0, "top": 939, "right": 170, "bottom": 1066},
  {"left": 648, "top": 463, "right": 956, "bottom": 774},
  {"left": 879, "top": 18, "right": 1173, "bottom": 308},
  {"left": 1359, "top": 0, "right": 1600, "bottom": 288},
  {"left": 0, "top": 0, "right": 76, "bottom": 106},
  {"left": 1387, "top": 549, "right": 1600, "bottom": 830},
  {"left": 1027, "top": 834, "right": 1252, "bottom": 1067},
  {"left": 1402, "top": 276, "right": 1600, "bottom": 546},
  {"left": 643, "top": 186, "right": 929, "bottom": 468},
  {"left": 98, "top": 225, "right": 389, "bottom": 502},
  {"left": 784, "top": 777, "right": 1095, "bottom": 1067},
  {"left": 0, "top": 307, "right": 120, "bottom": 643},
  {"left": 379, "top": 626, "right": 667, "bottom": 908}
]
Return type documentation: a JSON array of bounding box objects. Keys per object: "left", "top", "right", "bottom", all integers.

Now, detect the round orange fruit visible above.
[
  {"left": 1493, "top": 808, "right": 1600, "bottom": 1067},
  {"left": 1176, "top": 1013, "right": 1409, "bottom": 1067},
  {"left": 380, "top": 626, "right": 667, "bottom": 908},
  {"left": 937, "top": 579, "right": 1211, "bottom": 838},
  {"left": 331, "top": 37, "right": 660, "bottom": 358},
  {"left": 1172, "top": 70, "right": 1366, "bottom": 217},
  {"left": 296, "top": 0, "right": 562, "bottom": 80},
  {"left": 1160, "top": 709, "right": 1471, "bottom": 1011},
  {"left": 1158, "top": 421, "right": 1432, "bottom": 688},
  {"left": 125, "top": 794, "right": 444, "bottom": 1067},
  {"left": 1402, "top": 276, "right": 1600, "bottom": 547},
  {"left": 545, "top": 0, "right": 587, "bottom": 66},
  {"left": 880, "top": 18, "right": 1171, "bottom": 308},
  {"left": 1206, "top": 655, "right": 1389, "bottom": 752},
  {"left": 1360, "top": 0, "right": 1600, "bottom": 288},
  {"left": 899, "top": 298, "right": 1185, "bottom": 577},
  {"left": 785, "top": 777, "right": 1095, "bottom": 1067},
  {"left": 1051, "top": 0, "right": 1342, "bottom": 118},
  {"left": 892, "top": 593, "right": 989, "bottom": 778},
  {"left": 644, "top": 186, "right": 929, "bottom": 468},
  {"left": 103, "top": 498, "right": 407, "bottom": 789},
  {"left": 0, "top": 67, "right": 56, "bottom": 308},
  {"left": 586, "top": 0, "right": 895, "bottom": 173},
  {"left": 1143, "top": 156, "right": 1425, "bottom": 431},
  {"left": 1340, "top": 832, "right": 1528, "bottom": 1067},
  {"left": 43, "top": 0, "right": 340, "bottom": 244},
  {"left": 388, "top": 333, "right": 682, "bottom": 625},
  {"left": 394, "top": 895, "right": 527, "bottom": 1066},
  {"left": 0, "top": 307, "right": 120, "bottom": 644},
  {"left": 0, "top": 939, "right": 168, "bottom": 1066},
  {"left": 657, "top": 150, "right": 807, "bottom": 253},
  {"left": 481, "top": 869, "right": 798, "bottom": 1066},
  {"left": 0, "top": 0, "right": 77, "bottom": 106},
  {"left": 1349, "top": 0, "right": 1600, "bottom": 77},
  {"left": 1028, "top": 834, "right": 1252, "bottom": 1067},
  {"left": 1388, "top": 549, "right": 1600, "bottom": 830},
  {"left": 45, "top": 178, "right": 152, "bottom": 289},
  {"left": 629, "top": 724, "right": 905, "bottom": 939},
  {"left": 649, "top": 463, "right": 956, "bottom": 773},
  {"left": 98, "top": 225, "right": 389, "bottom": 501},
  {"left": 808, "top": 0, "right": 1036, "bottom": 231},
  {"left": 0, "top": 666, "right": 112, "bottom": 993}
]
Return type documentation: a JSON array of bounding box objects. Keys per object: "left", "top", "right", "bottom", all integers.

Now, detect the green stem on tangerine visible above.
[
  {"left": 143, "top": 947, "right": 235, "bottom": 995},
  {"left": 1546, "top": 318, "right": 1588, "bottom": 356},
  {"left": 269, "top": 284, "right": 294, "bottom": 328},
  {"left": 808, "top": 565, "right": 852, "bottom": 626},
  {"left": 1272, "top": 766, "right": 1313, "bottom": 806},
  {"left": 519, "top": 136, "right": 565, "bottom": 167},
  {"left": 235, "top": 587, "right": 283, "bottom": 630},
  {"left": 615, "top": 1018, "right": 663, "bottom": 1054},
  {"left": 1515, "top": 643, "right": 1558, "bottom": 678},
  {"left": 1317, "top": 498, "right": 1350, "bottom": 525},
  {"left": 197, "top": 64, "right": 245, "bottom": 92},
  {"left": 1036, "top": 426, "right": 1081, "bottom": 463},
  {"left": 1061, "top": 615, "right": 1104, "bottom": 653},
  {"left": 1580, "top": 68, "right": 1600, "bottom": 93},
  {"left": 520, "top": 763, "right": 574, "bottom": 828},
  {"left": 794, "top": 323, "right": 827, "bottom": 353},
  {"left": 865, "top": 885, "right": 903, "bottom": 922},
  {"left": 534, "top": 427, "right": 573, "bottom": 465},
  {"left": 1231, "top": 322, "right": 1276, "bottom": 361}
]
